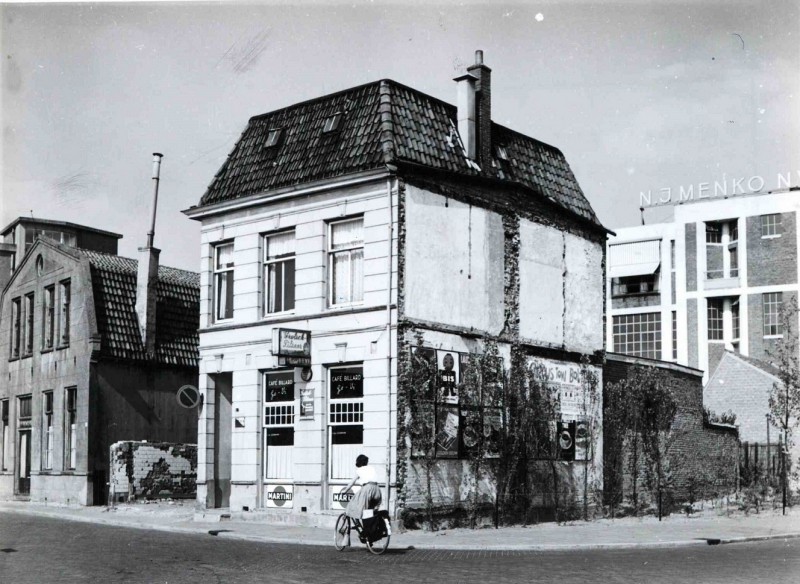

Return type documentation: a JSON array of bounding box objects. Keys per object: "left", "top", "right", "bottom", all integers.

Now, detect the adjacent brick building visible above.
[
  {"left": 185, "top": 51, "right": 608, "bottom": 519},
  {"left": 0, "top": 218, "right": 199, "bottom": 505}
]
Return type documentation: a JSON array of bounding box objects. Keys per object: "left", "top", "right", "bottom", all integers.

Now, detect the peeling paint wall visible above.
[
  {"left": 403, "top": 185, "right": 505, "bottom": 335},
  {"left": 109, "top": 441, "right": 197, "bottom": 501}
]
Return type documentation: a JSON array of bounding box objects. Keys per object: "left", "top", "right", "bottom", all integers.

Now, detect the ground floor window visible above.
[
  {"left": 65, "top": 387, "right": 77, "bottom": 469},
  {"left": 42, "top": 391, "right": 53, "bottom": 470},
  {"left": 0, "top": 400, "right": 9, "bottom": 471},
  {"left": 263, "top": 371, "right": 295, "bottom": 480},
  {"left": 328, "top": 365, "right": 363, "bottom": 480}
]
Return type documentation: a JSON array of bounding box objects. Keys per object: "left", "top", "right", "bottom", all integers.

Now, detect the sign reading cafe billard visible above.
[{"left": 271, "top": 328, "right": 311, "bottom": 366}]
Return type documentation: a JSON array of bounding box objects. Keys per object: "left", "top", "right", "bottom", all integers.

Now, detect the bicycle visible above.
[{"left": 334, "top": 509, "right": 391, "bottom": 555}]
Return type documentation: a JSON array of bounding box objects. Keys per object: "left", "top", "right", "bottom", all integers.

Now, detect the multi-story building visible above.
[
  {"left": 0, "top": 217, "right": 199, "bottom": 505},
  {"left": 185, "top": 51, "right": 608, "bottom": 519},
  {"left": 607, "top": 188, "right": 799, "bottom": 452}
]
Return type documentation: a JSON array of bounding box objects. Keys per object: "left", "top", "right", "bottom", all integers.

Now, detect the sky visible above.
[{"left": 2, "top": 1, "right": 799, "bottom": 271}]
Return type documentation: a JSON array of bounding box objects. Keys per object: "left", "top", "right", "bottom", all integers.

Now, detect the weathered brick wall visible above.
[
  {"left": 685, "top": 223, "right": 697, "bottom": 292},
  {"left": 687, "top": 298, "right": 698, "bottom": 368},
  {"left": 110, "top": 441, "right": 197, "bottom": 501},
  {"left": 604, "top": 355, "right": 738, "bottom": 508},
  {"left": 706, "top": 244, "right": 723, "bottom": 276},
  {"left": 746, "top": 212, "right": 797, "bottom": 287},
  {"left": 611, "top": 293, "right": 661, "bottom": 310}
]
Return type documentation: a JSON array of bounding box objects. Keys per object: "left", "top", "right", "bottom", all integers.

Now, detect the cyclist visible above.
[{"left": 342, "top": 454, "right": 381, "bottom": 532}]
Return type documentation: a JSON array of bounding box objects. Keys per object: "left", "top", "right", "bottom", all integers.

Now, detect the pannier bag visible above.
[{"left": 362, "top": 510, "right": 390, "bottom": 542}]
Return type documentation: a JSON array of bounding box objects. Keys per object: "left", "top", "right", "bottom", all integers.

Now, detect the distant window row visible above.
[
  {"left": 211, "top": 217, "right": 364, "bottom": 323},
  {"left": 705, "top": 214, "right": 783, "bottom": 244},
  {"left": 611, "top": 273, "right": 659, "bottom": 297},
  {"left": 0, "top": 388, "right": 77, "bottom": 474},
  {"left": 10, "top": 280, "right": 71, "bottom": 360}
]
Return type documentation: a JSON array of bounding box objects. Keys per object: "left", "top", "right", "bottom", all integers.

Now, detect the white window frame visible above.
[
  {"left": 263, "top": 230, "right": 296, "bottom": 316},
  {"left": 262, "top": 371, "right": 295, "bottom": 481},
  {"left": 761, "top": 214, "right": 782, "bottom": 238},
  {"left": 763, "top": 292, "right": 783, "bottom": 337},
  {"left": 327, "top": 217, "right": 364, "bottom": 307},
  {"left": 42, "top": 391, "right": 53, "bottom": 470},
  {"left": 612, "top": 312, "right": 661, "bottom": 359},
  {"left": 1, "top": 399, "right": 9, "bottom": 471},
  {"left": 327, "top": 365, "right": 364, "bottom": 481},
  {"left": 212, "top": 242, "right": 235, "bottom": 323},
  {"left": 65, "top": 387, "right": 77, "bottom": 470},
  {"left": 707, "top": 298, "right": 724, "bottom": 341}
]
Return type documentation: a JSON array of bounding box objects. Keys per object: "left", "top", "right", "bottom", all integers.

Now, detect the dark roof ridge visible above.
[
  {"left": 492, "top": 121, "right": 567, "bottom": 157},
  {"left": 1, "top": 216, "right": 123, "bottom": 239}
]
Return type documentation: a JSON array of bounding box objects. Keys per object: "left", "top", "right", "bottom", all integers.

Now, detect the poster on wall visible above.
[
  {"left": 437, "top": 350, "right": 460, "bottom": 404},
  {"left": 574, "top": 417, "right": 592, "bottom": 461},
  {"left": 265, "top": 484, "right": 294, "bottom": 508},
  {"left": 435, "top": 405, "right": 460, "bottom": 457},
  {"left": 331, "top": 485, "right": 361, "bottom": 510},
  {"left": 299, "top": 387, "right": 314, "bottom": 418},
  {"left": 410, "top": 346, "right": 437, "bottom": 400},
  {"left": 529, "top": 358, "right": 587, "bottom": 417}
]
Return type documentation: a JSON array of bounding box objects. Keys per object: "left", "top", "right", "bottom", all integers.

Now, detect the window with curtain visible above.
[
  {"left": 328, "top": 218, "right": 364, "bottom": 306},
  {"left": 264, "top": 231, "right": 295, "bottom": 314},
  {"left": 213, "top": 243, "right": 235, "bottom": 321},
  {"left": 59, "top": 280, "right": 71, "bottom": 345}
]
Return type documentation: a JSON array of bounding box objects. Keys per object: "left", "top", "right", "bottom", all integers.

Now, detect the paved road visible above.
[{"left": 0, "top": 513, "right": 798, "bottom": 583}]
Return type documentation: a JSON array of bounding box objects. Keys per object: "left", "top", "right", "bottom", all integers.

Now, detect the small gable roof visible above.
[
  {"left": 198, "top": 79, "right": 601, "bottom": 227},
  {"left": 709, "top": 350, "right": 782, "bottom": 383},
  {"left": 76, "top": 249, "right": 199, "bottom": 367}
]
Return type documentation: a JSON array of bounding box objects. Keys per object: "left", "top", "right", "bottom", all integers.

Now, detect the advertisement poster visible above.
[
  {"left": 331, "top": 485, "right": 360, "bottom": 510},
  {"left": 299, "top": 386, "right": 314, "bottom": 418},
  {"left": 574, "top": 417, "right": 592, "bottom": 461},
  {"left": 272, "top": 328, "right": 311, "bottom": 366},
  {"left": 529, "top": 358, "right": 586, "bottom": 417},
  {"left": 437, "top": 350, "right": 460, "bottom": 404},
  {"left": 265, "top": 484, "right": 294, "bottom": 509},
  {"left": 410, "top": 346, "right": 437, "bottom": 400},
  {"left": 558, "top": 420, "right": 576, "bottom": 461},
  {"left": 435, "top": 405, "right": 460, "bottom": 457},
  {"left": 265, "top": 371, "right": 294, "bottom": 402}
]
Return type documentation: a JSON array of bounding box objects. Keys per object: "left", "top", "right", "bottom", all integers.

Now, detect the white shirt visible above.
[{"left": 356, "top": 465, "right": 377, "bottom": 483}]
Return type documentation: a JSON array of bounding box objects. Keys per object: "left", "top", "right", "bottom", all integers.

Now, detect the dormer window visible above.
[
  {"left": 496, "top": 146, "right": 509, "bottom": 160},
  {"left": 264, "top": 129, "right": 283, "bottom": 148},
  {"left": 323, "top": 112, "right": 343, "bottom": 134}
]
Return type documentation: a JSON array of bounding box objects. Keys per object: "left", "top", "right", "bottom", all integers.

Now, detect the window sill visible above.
[
  {"left": 761, "top": 234, "right": 782, "bottom": 240},
  {"left": 9, "top": 355, "right": 20, "bottom": 362},
  {"left": 764, "top": 334, "right": 784, "bottom": 340},
  {"left": 327, "top": 301, "right": 366, "bottom": 310},
  {"left": 262, "top": 310, "right": 296, "bottom": 320},
  {"left": 611, "top": 292, "right": 659, "bottom": 299},
  {"left": 56, "top": 343, "right": 70, "bottom": 351},
  {"left": 41, "top": 347, "right": 54, "bottom": 354}
]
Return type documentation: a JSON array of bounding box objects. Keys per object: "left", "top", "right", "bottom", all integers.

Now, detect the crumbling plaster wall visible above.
[{"left": 110, "top": 441, "right": 197, "bottom": 501}]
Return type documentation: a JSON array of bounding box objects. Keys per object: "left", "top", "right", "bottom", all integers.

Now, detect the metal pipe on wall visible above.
[{"left": 384, "top": 177, "right": 394, "bottom": 511}]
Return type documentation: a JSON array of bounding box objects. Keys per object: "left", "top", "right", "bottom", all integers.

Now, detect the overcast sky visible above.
[{"left": 2, "top": 1, "right": 798, "bottom": 271}]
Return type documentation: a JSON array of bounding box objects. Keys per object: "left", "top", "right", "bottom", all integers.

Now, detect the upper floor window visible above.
[
  {"left": 263, "top": 231, "right": 295, "bottom": 314},
  {"left": 611, "top": 274, "right": 658, "bottom": 296},
  {"left": 10, "top": 297, "right": 21, "bottom": 359},
  {"left": 763, "top": 292, "right": 783, "bottom": 336},
  {"left": 707, "top": 298, "right": 724, "bottom": 341},
  {"left": 612, "top": 313, "right": 661, "bottom": 360},
  {"left": 761, "top": 214, "right": 782, "bottom": 237},
  {"left": 43, "top": 285, "right": 55, "bottom": 350},
  {"left": 328, "top": 218, "right": 364, "bottom": 306},
  {"left": 213, "top": 243, "right": 235, "bottom": 322},
  {"left": 23, "top": 293, "right": 34, "bottom": 355},
  {"left": 59, "top": 280, "right": 71, "bottom": 345},
  {"left": 705, "top": 223, "right": 722, "bottom": 244}
]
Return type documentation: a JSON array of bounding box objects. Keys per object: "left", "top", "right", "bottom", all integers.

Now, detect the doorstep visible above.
[{"left": 194, "top": 507, "right": 341, "bottom": 529}]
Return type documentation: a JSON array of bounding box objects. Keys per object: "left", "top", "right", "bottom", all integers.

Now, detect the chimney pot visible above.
[{"left": 475, "top": 50, "right": 483, "bottom": 65}]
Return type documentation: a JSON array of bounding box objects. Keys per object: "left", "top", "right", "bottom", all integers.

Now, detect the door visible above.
[
  {"left": 17, "top": 430, "right": 31, "bottom": 495},
  {"left": 212, "top": 373, "right": 232, "bottom": 508}
]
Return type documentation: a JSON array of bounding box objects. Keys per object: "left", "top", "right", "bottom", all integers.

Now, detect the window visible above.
[
  {"left": 707, "top": 298, "right": 724, "bottom": 341},
  {"left": 761, "top": 214, "right": 782, "bottom": 237},
  {"left": 213, "top": 243, "right": 234, "bottom": 322},
  {"left": 612, "top": 313, "right": 661, "bottom": 359},
  {"left": 729, "top": 244, "right": 739, "bottom": 278},
  {"left": 611, "top": 274, "right": 658, "bottom": 296},
  {"left": 263, "top": 371, "right": 295, "bottom": 480},
  {"left": 329, "top": 366, "right": 364, "bottom": 480},
  {"left": 263, "top": 231, "right": 295, "bottom": 314},
  {"left": 732, "top": 300, "right": 740, "bottom": 342},
  {"left": 670, "top": 240, "right": 676, "bottom": 268},
  {"left": 705, "top": 223, "right": 722, "bottom": 243},
  {"left": 322, "top": 112, "right": 343, "bottom": 133},
  {"left": 1, "top": 400, "right": 9, "bottom": 471},
  {"left": 24, "top": 293, "right": 34, "bottom": 355},
  {"left": 65, "top": 387, "right": 77, "bottom": 469},
  {"left": 10, "top": 297, "right": 21, "bottom": 359},
  {"left": 43, "top": 285, "right": 55, "bottom": 350},
  {"left": 763, "top": 292, "right": 783, "bottom": 336},
  {"left": 264, "top": 128, "right": 283, "bottom": 148},
  {"left": 42, "top": 392, "right": 53, "bottom": 470},
  {"left": 328, "top": 218, "right": 364, "bottom": 306},
  {"left": 672, "top": 311, "right": 678, "bottom": 361},
  {"left": 18, "top": 395, "right": 31, "bottom": 422},
  {"left": 59, "top": 280, "right": 71, "bottom": 345}
]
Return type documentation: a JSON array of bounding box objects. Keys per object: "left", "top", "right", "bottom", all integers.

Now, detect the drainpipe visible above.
[{"left": 384, "top": 177, "right": 394, "bottom": 512}]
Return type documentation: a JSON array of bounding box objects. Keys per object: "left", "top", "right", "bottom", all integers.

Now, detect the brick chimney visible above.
[
  {"left": 135, "top": 153, "right": 163, "bottom": 358},
  {"left": 466, "top": 50, "right": 491, "bottom": 167}
]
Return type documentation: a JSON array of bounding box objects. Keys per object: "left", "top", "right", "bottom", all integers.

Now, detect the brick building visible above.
[
  {"left": 184, "top": 51, "right": 608, "bottom": 519},
  {"left": 606, "top": 189, "right": 799, "bottom": 457},
  {"left": 0, "top": 218, "right": 199, "bottom": 505}
]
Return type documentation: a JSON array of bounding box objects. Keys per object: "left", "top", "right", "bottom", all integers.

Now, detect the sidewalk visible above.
[{"left": 1, "top": 500, "right": 799, "bottom": 551}]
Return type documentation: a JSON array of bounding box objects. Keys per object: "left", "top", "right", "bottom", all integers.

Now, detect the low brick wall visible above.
[
  {"left": 110, "top": 441, "right": 197, "bottom": 502},
  {"left": 604, "top": 354, "right": 739, "bottom": 510}
]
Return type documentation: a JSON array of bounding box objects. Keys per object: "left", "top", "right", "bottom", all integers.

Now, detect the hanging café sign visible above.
[{"left": 271, "top": 328, "right": 311, "bottom": 366}]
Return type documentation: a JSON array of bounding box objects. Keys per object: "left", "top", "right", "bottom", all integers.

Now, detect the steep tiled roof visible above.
[
  {"left": 199, "top": 80, "right": 601, "bottom": 227},
  {"left": 77, "top": 249, "right": 199, "bottom": 367}
]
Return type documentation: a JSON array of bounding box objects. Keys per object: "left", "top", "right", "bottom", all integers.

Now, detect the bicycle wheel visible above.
[
  {"left": 334, "top": 513, "right": 350, "bottom": 551},
  {"left": 365, "top": 517, "right": 391, "bottom": 555}
]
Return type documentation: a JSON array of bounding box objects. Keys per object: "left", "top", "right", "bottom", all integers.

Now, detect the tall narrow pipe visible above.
[{"left": 147, "top": 153, "right": 164, "bottom": 248}]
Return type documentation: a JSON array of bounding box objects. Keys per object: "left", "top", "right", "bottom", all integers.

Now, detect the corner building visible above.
[{"left": 186, "top": 52, "right": 607, "bottom": 518}]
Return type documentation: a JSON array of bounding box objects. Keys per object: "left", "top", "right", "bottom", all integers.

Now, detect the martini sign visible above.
[{"left": 265, "top": 484, "right": 294, "bottom": 508}]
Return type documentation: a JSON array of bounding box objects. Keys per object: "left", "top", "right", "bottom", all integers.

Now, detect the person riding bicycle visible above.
[{"left": 342, "top": 454, "right": 382, "bottom": 532}]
